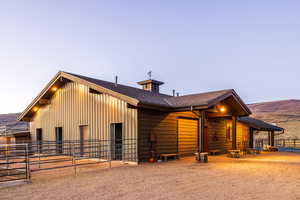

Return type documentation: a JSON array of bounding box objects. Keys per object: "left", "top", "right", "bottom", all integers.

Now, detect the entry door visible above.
[
  {"left": 55, "top": 127, "right": 63, "bottom": 154},
  {"left": 111, "top": 123, "right": 123, "bottom": 160},
  {"left": 79, "top": 125, "right": 89, "bottom": 156},
  {"left": 36, "top": 128, "right": 43, "bottom": 153},
  {"left": 178, "top": 118, "right": 198, "bottom": 156},
  {"left": 204, "top": 126, "right": 209, "bottom": 152}
]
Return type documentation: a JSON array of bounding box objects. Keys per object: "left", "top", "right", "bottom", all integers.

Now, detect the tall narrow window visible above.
[{"left": 226, "top": 122, "right": 232, "bottom": 141}]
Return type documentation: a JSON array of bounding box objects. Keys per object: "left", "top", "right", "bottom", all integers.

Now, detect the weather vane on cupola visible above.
[{"left": 147, "top": 70, "right": 152, "bottom": 80}]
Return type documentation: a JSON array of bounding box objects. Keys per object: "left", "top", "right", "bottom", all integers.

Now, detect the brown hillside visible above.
[{"left": 248, "top": 100, "right": 300, "bottom": 139}]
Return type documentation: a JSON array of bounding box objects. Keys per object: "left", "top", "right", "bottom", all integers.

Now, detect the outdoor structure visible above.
[
  {"left": 239, "top": 117, "right": 284, "bottom": 148},
  {"left": 18, "top": 71, "right": 283, "bottom": 162},
  {"left": 0, "top": 113, "right": 30, "bottom": 145}
]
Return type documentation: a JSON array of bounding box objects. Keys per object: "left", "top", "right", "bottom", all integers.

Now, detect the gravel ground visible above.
[{"left": 0, "top": 152, "right": 300, "bottom": 200}]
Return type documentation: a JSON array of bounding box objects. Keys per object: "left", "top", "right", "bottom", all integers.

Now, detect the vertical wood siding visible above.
[
  {"left": 138, "top": 109, "right": 198, "bottom": 161},
  {"left": 138, "top": 108, "right": 250, "bottom": 161},
  {"left": 30, "top": 82, "right": 138, "bottom": 161},
  {"left": 206, "top": 118, "right": 250, "bottom": 151}
]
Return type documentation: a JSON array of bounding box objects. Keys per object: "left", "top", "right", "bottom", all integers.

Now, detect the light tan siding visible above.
[{"left": 30, "top": 81, "right": 138, "bottom": 161}]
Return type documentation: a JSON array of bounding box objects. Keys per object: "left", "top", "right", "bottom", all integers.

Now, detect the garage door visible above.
[{"left": 178, "top": 118, "right": 198, "bottom": 155}]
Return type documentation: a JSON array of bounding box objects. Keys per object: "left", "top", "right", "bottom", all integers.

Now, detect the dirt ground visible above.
[{"left": 0, "top": 152, "right": 300, "bottom": 200}]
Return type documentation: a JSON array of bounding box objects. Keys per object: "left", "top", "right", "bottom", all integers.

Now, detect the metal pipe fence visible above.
[
  {"left": 0, "top": 138, "right": 137, "bottom": 184},
  {"left": 0, "top": 144, "right": 30, "bottom": 183},
  {"left": 255, "top": 138, "right": 300, "bottom": 150}
]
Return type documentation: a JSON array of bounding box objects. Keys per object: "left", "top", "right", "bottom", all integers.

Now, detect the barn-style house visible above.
[{"left": 19, "top": 71, "right": 283, "bottom": 162}]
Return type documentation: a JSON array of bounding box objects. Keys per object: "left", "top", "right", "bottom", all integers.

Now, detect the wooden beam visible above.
[
  {"left": 38, "top": 99, "right": 50, "bottom": 105},
  {"left": 268, "top": 131, "right": 271, "bottom": 145},
  {"left": 89, "top": 88, "right": 102, "bottom": 95},
  {"left": 249, "top": 128, "right": 254, "bottom": 148},
  {"left": 199, "top": 111, "right": 205, "bottom": 152},
  {"left": 21, "top": 117, "right": 32, "bottom": 122},
  {"left": 232, "top": 116, "right": 237, "bottom": 150}
]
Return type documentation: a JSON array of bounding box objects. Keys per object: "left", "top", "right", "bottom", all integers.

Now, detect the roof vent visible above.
[
  {"left": 115, "top": 76, "right": 118, "bottom": 87},
  {"left": 137, "top": 79, "right": 164, "bottom": 93},
  {"left": 137, "top": 71, "right": 164, "bottom": 93}
]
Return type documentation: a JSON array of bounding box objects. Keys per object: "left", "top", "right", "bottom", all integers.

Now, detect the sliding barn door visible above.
[{"left": 178, "top": 118, "right": 198, "bottom": 156}]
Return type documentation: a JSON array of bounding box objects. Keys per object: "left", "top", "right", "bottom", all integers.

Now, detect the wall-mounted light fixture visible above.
[
  {"left": 51, "top": 86, "right": 58, "bottom": 92},
  {"left": 33, "top": 106, "right": 39, "bottom": 112},
  {"left": 219, "top": 106, "right": 226, "bottom": 113}
]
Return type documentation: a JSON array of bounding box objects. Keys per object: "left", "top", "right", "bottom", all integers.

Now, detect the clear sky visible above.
[{"left": 1, "top": 0, "right": 300, "bottom": 114}]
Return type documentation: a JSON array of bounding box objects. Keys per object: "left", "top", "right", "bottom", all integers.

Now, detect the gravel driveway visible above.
[{"left": 1, "top": 152, "right": 300, "bottom": 200}]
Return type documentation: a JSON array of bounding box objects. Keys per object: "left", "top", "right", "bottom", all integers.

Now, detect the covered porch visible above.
[
  {"left": 238, "top": 117, "right": 284, "bottom": 149},
  {"left": 189, "top": 93, "right": 252, "bottom": 155}
]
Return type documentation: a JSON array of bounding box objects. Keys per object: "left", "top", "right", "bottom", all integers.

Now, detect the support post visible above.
[
  {"left": 199, "top": 111, "right": 205, "bottom": 153},
  {"left": 249, "top": 128, "right": 254, "bottom": 148},
  {"left": 232, "top": 116, "right": 237, "bottom": 150},
  {"left": 268, "top": 131, "right": 271, "bottom": 145},
  {"left": 271, "top": 131, "right": 274, "bottom": 146}
]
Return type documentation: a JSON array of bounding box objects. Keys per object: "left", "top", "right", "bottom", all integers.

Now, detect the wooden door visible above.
[
  {"left": 79, "top": 125, "right": 89, "bottom": 156},
  {"left": 55, "top": 127, "right": 63, "bottom": 154},
  {"left": 111, "top": 123, "right": 123, "bottom": 160},
  {"left": 178, "top": 118, "right": 198, "bottom": 156}
]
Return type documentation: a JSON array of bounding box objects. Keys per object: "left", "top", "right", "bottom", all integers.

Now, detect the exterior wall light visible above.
[
  {"left": 33, "top": 106, "right": 39, "bottom": 112},
  {"left": 220, "top": 106, "right": 226, "bottom": 113},
  {"left": 51, "top": 86, "right": 58, "bottom": 92}
]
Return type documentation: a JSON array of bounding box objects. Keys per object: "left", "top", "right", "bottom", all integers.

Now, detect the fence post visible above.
[
  {"left": 38, "top": 142, "right": 41, "bottom": 169},
  {"left": 109, "top": 140, "right": 112, "bottom": 168},
  {"left": 72, "top": 145, "right": 77, "bottom": 176},
  {"left": 25, "top": 144, "right": 31, "bottom": 183}
]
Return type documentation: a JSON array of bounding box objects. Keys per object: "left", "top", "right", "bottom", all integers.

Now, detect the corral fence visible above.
[
  {"left": 0, "top": 138, "right": 137, "bottom": 184},
  {"left": 0, "top": 144, "right": 30, "bottom": 183},
  {"left": 255, "top": 138, "right": 300, "bottom": 150}
]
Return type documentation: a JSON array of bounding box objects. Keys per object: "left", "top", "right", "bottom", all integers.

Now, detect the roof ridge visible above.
[
  {"left": 64, "top": 72, "right": 172, "bottom": 97},
  {"left": 166, "top": 89, "right": 233, "bottom": 99}
]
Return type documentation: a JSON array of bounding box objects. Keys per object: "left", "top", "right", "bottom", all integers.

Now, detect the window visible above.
[{"left": 226, "top": 122, "right": 232, "bottom": 141}]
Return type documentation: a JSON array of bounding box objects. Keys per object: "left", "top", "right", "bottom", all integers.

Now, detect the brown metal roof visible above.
[
  {"left": 19, "top": 71, "right": 252, "bottom": 120},
  {"left": 67, "top": 72, "right": 173, "bottom": 108},
  {"left": 164, "top": 89, "right": 233, "bottom": 108},
  {"left": 238, "top": 117, "right": 284, "bottom": 131},
  {"left": 67, "top": 72, "right": 251, "bottom": 113}
]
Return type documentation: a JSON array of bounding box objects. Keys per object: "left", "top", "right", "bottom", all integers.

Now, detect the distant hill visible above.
[
  {"left": 0, "top": 113, "right": 20, "bottom": 126},
  {"left": 248, "top": 100, "right": 300, "bottom": 139},
  {"left": 0, "top": 113, "right": 28, "bottom": 133}
]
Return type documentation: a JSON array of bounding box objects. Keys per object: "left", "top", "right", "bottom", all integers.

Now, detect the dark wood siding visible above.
[
  {"left": 138, "top": 108, "right": 198, "bottom": 161},
  {"left": 206, "top": 118, "right": 250, "bottom": 151},
  {"left": 138, "top": 109, "right": 250, "bottom": 161}
]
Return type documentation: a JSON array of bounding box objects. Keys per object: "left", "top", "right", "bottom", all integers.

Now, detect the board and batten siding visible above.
[
  {"left": 206, "top": 118, "right": 250, "bottom": 151},
  {"left": 30, "top": 81, "right": 138, "bottom": 161},
  {"left": 138, "top": 108, "right": 199, "bottom": 161},
  {"left": 138, "top": 108, "right": 250, "bottom": 161}
]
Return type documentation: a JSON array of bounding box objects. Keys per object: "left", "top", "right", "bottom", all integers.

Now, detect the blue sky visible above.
[{"left": 1, "top": 1, "right": 300, "bottom": 113}]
